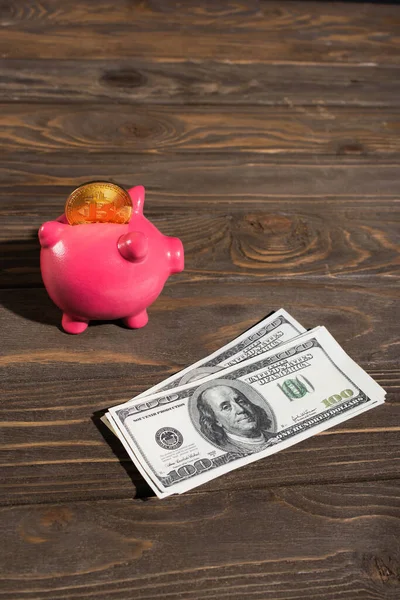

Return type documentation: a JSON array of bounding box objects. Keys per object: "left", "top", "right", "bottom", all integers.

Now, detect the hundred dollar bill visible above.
[
  {"left": 103, "top": 309, "right": 305, "bottom": 492},
  {"left": 108, "top": 327, "right": 385, "bottom": 497},
  {"left": 104, "top": 310, "right": 307, "bottom": 494},
  {"left": 108, "top": 327, "right": 317, "bottom": 497},
  {"left": 102, "top": 308, "right": 305, "bottom": 434}
]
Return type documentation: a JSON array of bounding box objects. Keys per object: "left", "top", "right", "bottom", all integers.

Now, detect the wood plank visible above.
[
  {"left": 2, "top": 60, "right": 400, "bottom": 106},
  {"left": 1, "top": 1, "right": 399, "bottom": 63},
  {"left": 0, "top": 0, "right": 262, "bottom": 28},
  {"left": 1, "top": 482, "right": 400, "bottom": 599},
  {"left": 1, "top": 0, "right": 398, "bottom": 31},
  {"left": 1, "top": 154, "right": 400, "bottom": 204},
  {"left": 0, "top": 282, "right": 398, "bottom": 504},
  {"left": 1, "top": 104, "right": 400, "bottom": 155},
  {"left": 1, "top": 204, "right": 399, "bottom": 288}
]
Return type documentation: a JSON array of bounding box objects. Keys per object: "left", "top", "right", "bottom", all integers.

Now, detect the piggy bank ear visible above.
[
  {"left": 127, "top": 185, "right": 145, "bottom": 215},
  {"left": 38, "top": 221, "right": 66, "bottom": 248}
]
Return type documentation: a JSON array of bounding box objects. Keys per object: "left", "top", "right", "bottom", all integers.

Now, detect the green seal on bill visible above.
[{"left": 278, "top": 375, "right": 315, "bottom": 400}]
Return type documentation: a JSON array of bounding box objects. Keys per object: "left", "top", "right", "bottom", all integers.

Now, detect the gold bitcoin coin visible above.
[{"left": 65, "top": 181, "right": 132, "bottom": 225}]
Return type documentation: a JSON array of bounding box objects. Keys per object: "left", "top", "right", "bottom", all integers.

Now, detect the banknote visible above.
[
  {"left": 102, "top": 308, "right": 305, "bottom": 434},
  {"left": 107, "top": 327, "right": 316, "bottom": 497},
  {"left": 103, "top": 308, "right": 306, "bottom": 491},
  {"left": 108, "top": 327, "right": 385, "bottom": 497}
]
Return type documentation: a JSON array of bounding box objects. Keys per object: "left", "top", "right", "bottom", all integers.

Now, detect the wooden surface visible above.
[{"left": 0, "top": 1, "right": 399, "bottom": 598}]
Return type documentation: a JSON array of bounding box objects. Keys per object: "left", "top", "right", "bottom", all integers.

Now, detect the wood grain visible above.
[
  {"left": 1, "top": 0, "right": 399, "bottom": 63},
  {"left": 1, "top": 104, "right": 400, "bottom": 155},
  {"left": 1, "top": 483, "right": 399, "bottom": 599},
  {"left": 1, "top": 154, "right": 400, "bottom": 202},
  {"left": 0, "top": 0, "right": 266, "bottom": 28},
  {"left": 1, "top": 204, "right": 399, "bottom": 288},
  {"left": 2, "top": 60, "right": 400, "bottom": 106},
  {"left": 0, "top": 281, "right": 398, "bottom": 504},
  {"left": 0, "top": 0, "right": 397, "bottom": 31}
]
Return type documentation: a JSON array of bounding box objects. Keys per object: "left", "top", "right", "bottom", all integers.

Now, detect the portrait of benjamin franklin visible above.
[{"left": 189, "top": 379, "right": 277, "bottom": 455}]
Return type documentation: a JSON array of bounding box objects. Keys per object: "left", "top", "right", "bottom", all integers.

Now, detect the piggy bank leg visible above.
[
  {"left": 62, "top": 313, "right": 89, "bottom": 334},
  {"left": 123, "top": 309, "right": 148, "bottom": 329}
]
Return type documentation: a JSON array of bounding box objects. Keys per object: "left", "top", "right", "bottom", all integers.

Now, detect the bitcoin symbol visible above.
[{"left": 65, "top": 182, "right": 132, "bottom": 225}]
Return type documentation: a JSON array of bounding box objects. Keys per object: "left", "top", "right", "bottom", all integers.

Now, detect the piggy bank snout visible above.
[
  {"left": 168, "top": 237, "right": 184, "bottom": 274},
  {"left": 117, "top": 232, "right": 183, "bottom": 273}
]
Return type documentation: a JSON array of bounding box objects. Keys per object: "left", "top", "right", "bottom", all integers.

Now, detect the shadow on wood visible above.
[
  {"left": 92, "top": 408, "right": 156, "bottom": 500},
  {"left": 0, "top": 234, "right": 62, "bottom": 325},
  {"left": 0, "top": 232, "right": 42, "bottom": 288}
]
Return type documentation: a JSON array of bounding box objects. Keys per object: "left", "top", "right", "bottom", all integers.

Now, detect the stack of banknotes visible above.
[{"left": 104, "top": 309, "right": 385, "bottom": 498}]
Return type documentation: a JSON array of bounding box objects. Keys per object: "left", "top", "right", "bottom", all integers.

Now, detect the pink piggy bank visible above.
[{"left": 39, "top": 185, "right": 184, "bottom": 334}]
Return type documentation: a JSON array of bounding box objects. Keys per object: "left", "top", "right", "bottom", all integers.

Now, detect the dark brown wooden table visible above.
[{"left": 1, "top": 1, "right": 399, "bottom": 598}]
